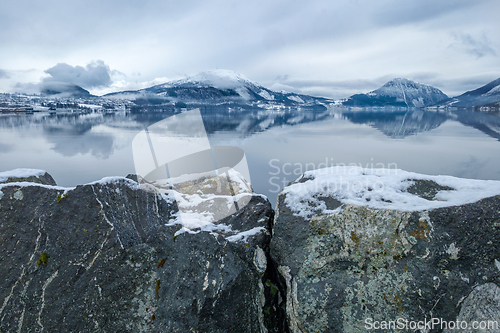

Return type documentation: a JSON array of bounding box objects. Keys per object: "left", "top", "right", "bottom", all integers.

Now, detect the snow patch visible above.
[
  {"left": 226, "top": 227, "right": 267, "bottom": 243},
  {"left": 235, "top": 87, "right": 252, "bottom": 100},
  {"left": 257, "top": 90, "right": 274, "bottom": 100},
  {"left": 0, "top": 168, "right": 47, "bottom": 183},
  {"left": 287, "top": 95, "right": 304, "bottom": 103},
  {"left": 486, "top": 84, "right": 500, "bottom": 95},
  {"left": 168, "top": 69, "right": 258, "bottom": 90},
  {"left": 283, "top": 166, "right": 500, "bottom": 218},
  {"left": 86, "top": 176, "right": 142, "bottom": 190}
]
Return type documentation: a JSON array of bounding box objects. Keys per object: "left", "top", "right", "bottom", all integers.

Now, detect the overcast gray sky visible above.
[{"left": 1, "top": 0, "right": 499, "bottom": 99}]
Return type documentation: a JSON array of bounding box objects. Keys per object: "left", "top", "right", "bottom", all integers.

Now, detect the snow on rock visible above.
[
  {"left": 87, "top": 176, "right": 142, "bottom": 190},
  {"left": 0, "top": 168, "right": 57, "bottom": 186},
  {"left": 272, "top": 166, "right": 500, "bottom": 333},
  {"left": 162, "top": 169, "right": 255, "bottom": 236},
  {"left": 0, "top": 169, "right": 276, "bottom": 332},
  {"left": 0, "top": 168, "right": 47, "bottom": 182},
  {"left": 226, "top": 226, "right": 267, "bottom": 243},
  {"left": 283, "top": 166, "right": 500, "bottom": 218}
]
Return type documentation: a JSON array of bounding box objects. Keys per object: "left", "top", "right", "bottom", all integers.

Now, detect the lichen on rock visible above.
[{"left": 271, "top": 167, "right": 500, "bottom": 332}]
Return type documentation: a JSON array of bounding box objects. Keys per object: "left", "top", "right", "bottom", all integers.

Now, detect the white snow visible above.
[
  {"left": 257, "top": 90, "right": 274, "bottom": 100},
  {"left": 0, "top": 167, "right": 264, "bottom": 241},
  {"left": 0, "top": 168, "right": 47, "bottom": 183},
  {"left": 161, "top": 169, "right": 254, "bottom": 236},
  {"left": 486, "top": 84, "right": 500, "bottom": 95},
  {"left": 167, "top": 69, "right": 258, "bottom": 90},
  {"left": 86, "top": 176, "right": 142, "bottom": 190},
  {"left": 371, "top": 78, "right": 447, "bottom": 107},
  {"left": 78, "top": 103, "right": 103, "bottom": 110},
  {"left": 226, "top": 227, "right": 267, "bottom": 243},
  {"left": 235, "top": 87, "right": 252, "bottom": 100},
  {"left": 0, "top": 181, "right": 72, "bottom": 192},
  {"left": 287, "top": 95, "right": 305, "bottom": 103},
  {"left": 283, "top": 166, "right": 500, "bottom": 218}
]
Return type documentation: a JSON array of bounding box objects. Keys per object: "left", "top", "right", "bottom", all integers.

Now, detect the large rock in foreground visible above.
[
  {"left": 271, "top": 167, "right": 500, "bottom": 332},
  {"left": 0, "top": 170, "right": 277, "bottom": 332}
]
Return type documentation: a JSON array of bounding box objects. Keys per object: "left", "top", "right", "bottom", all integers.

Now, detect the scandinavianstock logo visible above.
[{"left": 131, "top": 109, "right": 252, "bottom": 225}]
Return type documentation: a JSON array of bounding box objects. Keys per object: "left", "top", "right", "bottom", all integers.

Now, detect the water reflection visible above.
[
  {"left": 451, "top": 110, "right": 500, "bottom": 141},
  {"left": 1, "top": 107, "right": 500, "bottom": 143},
  {"left": 1, "top": 107, "right": 500, "bottom": 192},
  {"left": 341, "top": 110, "right": 448, "bottom": 139}
]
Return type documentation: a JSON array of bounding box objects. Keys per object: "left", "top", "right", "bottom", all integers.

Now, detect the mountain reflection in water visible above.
[{"left": 1, "top": 106, "right": 500, "bottom": 206}]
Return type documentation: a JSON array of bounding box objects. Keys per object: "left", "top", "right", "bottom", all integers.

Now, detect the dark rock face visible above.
[
  {"left": 271, "top": 173, "right": 500, "bottom": 332},
  {"left": 0, "top": 173, "right": 278, "bottom": 332}
]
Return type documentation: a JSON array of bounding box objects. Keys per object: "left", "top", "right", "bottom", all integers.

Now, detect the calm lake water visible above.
[{"left": 2, "top": 107, "right": 500, "bottom": 206}]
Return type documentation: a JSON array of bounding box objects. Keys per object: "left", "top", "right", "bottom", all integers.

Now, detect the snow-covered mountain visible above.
[
  {"left": 343, "top": 78, "right": 448, "bottom": 107},
  {"left": 105, "top": 69, "right": 331, "bottom": 107},
  {"left": 437, "top": 77, "right": 500, "bottom": 107}
]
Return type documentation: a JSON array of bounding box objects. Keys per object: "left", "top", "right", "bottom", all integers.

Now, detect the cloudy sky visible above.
[{"left": 1, "top": 0, "right": 499, "bottom": 99}]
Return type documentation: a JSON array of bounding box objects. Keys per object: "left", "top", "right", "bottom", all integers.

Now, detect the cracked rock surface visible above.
[
  {"left": 271, "top": 169, "right": 500, "bottom": 333},
  {"left": 0, "top": 172, "right": 279, "bottom": 332}
]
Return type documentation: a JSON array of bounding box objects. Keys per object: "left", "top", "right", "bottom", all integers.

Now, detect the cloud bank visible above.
[
  {"left": 0, "top": 70, "right": 9, "bottom": 79},
  {"left": 449, "top": 32, "right": 497, "bottom": 58},
  {"left": 43, "top": 60, "right": 112, "bottom": 89}
]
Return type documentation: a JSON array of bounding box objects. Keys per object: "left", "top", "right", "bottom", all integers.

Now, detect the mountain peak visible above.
[
  {"left": 168, "top": 69, "right": 257, "bottom": 90},
  {"left": 344, "top": 78, "right": 448, "bottom": 107},
  {"left": 379, "top": 78, "right": 426, "bottom": 90}
]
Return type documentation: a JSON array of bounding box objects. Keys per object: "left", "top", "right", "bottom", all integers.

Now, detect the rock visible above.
[
  {"left": 0, "top": 171, "right": 279, "bottom": 332},
  {"left": 444, "top": 283, "right": 500, "bottom": 332},
  {"left": 271, "top": 166, "right": 500, "bottom": 332},
  {"left": 0, "top": 168, "right": 57, "bottom": 186}
]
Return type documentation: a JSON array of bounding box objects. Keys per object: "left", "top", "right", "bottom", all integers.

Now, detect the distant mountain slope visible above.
[
  {"left": 438, "top": 77, "right": 500, "bottom": 107},
  {"left": 41, "top": 82, "right": 93, "bottom": 98},
  {"left": 343, "top": 78, "right": 448, "bottom": 107},
  {"left": 105, "top": 69, "right": 331, "bottom": 107}
]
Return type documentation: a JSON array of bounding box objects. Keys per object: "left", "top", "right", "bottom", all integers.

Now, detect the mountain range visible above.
[
  {"left": 39, "top": 69, "right": 500, "bottom": 109},
  {"left": 104, "top": 70, "right": 331, "bottom": 107}
]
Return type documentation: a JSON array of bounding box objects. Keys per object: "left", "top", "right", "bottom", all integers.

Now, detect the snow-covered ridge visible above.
[
  {"left": 156, "top": 69, "right": 259, "bottom": 90},
  {"left": 124, "top": 69, "right": 332, "bottom": 106},
  {"left": 283, "top": 166, "right": 500, "bottom": 218},
  {"left": 487, "top": 84, "right": 500, "bottom": 95}
]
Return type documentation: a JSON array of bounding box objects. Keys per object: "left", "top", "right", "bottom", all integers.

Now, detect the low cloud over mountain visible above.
[
  {"left": 10, "top": 60, "right": 115, "bottom": 96},
  {"left": 42, "top": 60, "right": 112, "bottom": 89}
]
